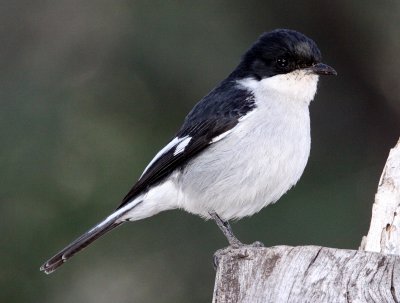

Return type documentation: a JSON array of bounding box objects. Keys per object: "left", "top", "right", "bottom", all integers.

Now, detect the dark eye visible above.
[{"left": 276, "top": 57, "right": 289, "bottom": 68}]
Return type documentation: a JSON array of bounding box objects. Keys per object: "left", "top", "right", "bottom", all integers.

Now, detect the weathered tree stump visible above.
[
  {"left": 212, "top": 139, "right": 400, "bottom": 303},
  {"left": 213, "top": 245, "right": 399, "bottom": 302}
]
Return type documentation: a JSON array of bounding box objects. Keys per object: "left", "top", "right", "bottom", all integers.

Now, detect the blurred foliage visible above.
[{"left": 1, "top": 1, "right": 400, "bottom": 302}]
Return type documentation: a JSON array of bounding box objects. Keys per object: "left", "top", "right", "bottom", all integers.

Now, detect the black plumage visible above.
[
  {"left": 231, "top": 29, "right": 322, "bottom": 79},
  {"left": 119, "top": 81, "right": 255, "bottom": 208}
]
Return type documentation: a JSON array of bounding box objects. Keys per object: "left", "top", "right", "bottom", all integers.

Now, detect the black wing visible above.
[{"left": 117, "top": 80, "right": 255, "bottom": 209}]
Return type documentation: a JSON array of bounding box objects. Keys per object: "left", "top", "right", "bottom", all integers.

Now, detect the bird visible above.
[{"left": 40, "top": 29, "right": 336, "bottom": 274}]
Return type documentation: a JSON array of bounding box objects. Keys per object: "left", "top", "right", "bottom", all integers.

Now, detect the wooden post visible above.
[
  {"left": 361, "top": 138, "right": 400, "bottom": 255},
  {"left": 212, "top": 138, "right": 400, "bottom": 303}
]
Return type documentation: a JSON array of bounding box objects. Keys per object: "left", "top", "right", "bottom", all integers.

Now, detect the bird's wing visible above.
[
  {"left": 117, "top": 82, "right": 255, "bottom": 209},
  {"left": 117, "top": 119, "right": 237, "bottom": 208}
]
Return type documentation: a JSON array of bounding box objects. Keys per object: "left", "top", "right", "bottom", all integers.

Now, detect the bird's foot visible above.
[
  {"left": 250, "top": 240, "right": 264, "bottom": 248},
  {"left": 228, "top": 239, "right": 264, "bottom": 249},
  {"left": 212, "top": 240, "right": 264, "bottom": 270},
  {"left": 209, "top": 211, "right": 264, "bottom": 269}
]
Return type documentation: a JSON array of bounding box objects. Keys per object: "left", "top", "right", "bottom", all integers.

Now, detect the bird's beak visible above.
[{"left": 306, "top": 63, "right": 337, "bottom": 76}]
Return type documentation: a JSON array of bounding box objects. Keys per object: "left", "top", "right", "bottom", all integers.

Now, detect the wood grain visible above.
[
  {"left": 362, "top": 138, "right": 400, "bottom": 255},
  {"left": 212, "top": 245, "right": 400, "bottom": 303}
]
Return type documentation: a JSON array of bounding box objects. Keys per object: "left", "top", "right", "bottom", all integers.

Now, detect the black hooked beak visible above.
[{"left": 306, "top": 63, "right": 337, "bottom": 76}]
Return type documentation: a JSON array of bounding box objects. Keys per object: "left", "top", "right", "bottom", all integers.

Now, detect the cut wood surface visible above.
[{"left": 212, "top": 245, "right": 400, "bottom": 303}]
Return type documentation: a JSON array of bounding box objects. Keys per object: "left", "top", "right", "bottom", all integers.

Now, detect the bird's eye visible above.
[{"left": 276, "top": 57, "right": 289, "bottom": 68}]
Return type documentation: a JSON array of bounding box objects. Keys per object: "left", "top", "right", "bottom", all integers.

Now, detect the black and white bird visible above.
[{"left": 41, "top": 29, "right": 336, "bottom": 274}]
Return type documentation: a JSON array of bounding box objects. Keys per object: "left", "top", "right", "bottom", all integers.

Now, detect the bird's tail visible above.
[{"left": 40, "top": 201, "right": 139, "bottom": 274}]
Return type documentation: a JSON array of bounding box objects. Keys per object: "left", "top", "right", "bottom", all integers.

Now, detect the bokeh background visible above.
[{"left": 2, "top": 1, "right": 400, "bottom": 302}]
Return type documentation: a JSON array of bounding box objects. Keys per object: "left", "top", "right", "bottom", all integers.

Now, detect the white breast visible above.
[{"left": 178, "top": 71, "right": 319, "bottom": 220}]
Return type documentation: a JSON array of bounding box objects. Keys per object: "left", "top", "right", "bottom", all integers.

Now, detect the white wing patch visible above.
[
  {"left": 173, "top": 136, "right": 192, "bottom": 155},
  {"left": 210, "top": 129, "right": 233, "bottom": 143},
  {"left": 140, "top": 136, "right": 190, "bottom": 179}
]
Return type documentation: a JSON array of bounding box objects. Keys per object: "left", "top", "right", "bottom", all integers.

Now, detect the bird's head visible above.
[{"left": 232, "top": 29, "right": 336, "bottom": 103}]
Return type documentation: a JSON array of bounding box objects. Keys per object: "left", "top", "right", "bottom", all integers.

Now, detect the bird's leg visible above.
[{"left": 209, "top": 211, "right": 243, "bottom": 247}]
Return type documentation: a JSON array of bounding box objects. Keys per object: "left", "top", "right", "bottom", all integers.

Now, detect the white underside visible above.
[{"left": 119, "top": 70, "right": 319, "bottom": 222}]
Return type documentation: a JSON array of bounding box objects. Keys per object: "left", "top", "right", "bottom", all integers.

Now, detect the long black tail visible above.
[
  {"left": 40, "top": 217, "right": 123, "bottom": 274},
  {"left": 41, "top": 198, "right": 143, "bottom": 274}
]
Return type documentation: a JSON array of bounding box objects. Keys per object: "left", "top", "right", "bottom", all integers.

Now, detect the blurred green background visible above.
[{"left": 2, "top": 1, "right": 400, "bottom": 302}]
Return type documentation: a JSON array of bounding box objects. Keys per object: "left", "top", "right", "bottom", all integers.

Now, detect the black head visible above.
[{"left": 231, "top": 29, "right": 336, "bottom": 80}]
